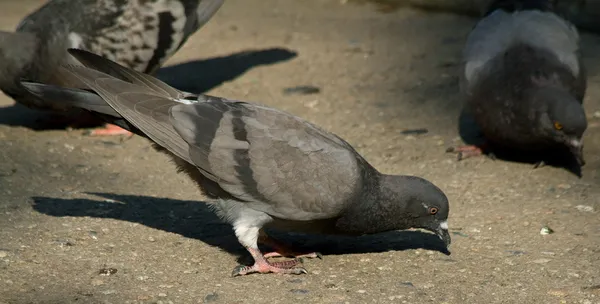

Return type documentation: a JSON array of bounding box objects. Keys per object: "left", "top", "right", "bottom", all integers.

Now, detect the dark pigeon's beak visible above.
[
  {"left": 436, "top": 220, "right": 451, "bottom": 248},
  {"left": 566, "top": 138, "right": 585, "bottom": 166}
]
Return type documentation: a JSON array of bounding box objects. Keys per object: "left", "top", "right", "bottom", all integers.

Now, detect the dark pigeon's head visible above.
[
  {"left": 336, "top": 175, "right": 451, "bottom": 247},
  {"left": 534, "top": 87, "right": 587, "bottom": 165}
]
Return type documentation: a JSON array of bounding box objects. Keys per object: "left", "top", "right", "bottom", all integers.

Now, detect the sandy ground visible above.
[{"left": 0, "top": 0, "right": 599, "bottom": 303}]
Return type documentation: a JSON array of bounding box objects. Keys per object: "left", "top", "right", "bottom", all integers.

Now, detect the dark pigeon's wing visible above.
[
  {"left": 66, "top": 48, "right": 187, "bottom": 98},
  {"left": 60, "top": 62, "right": 363, "bottom": 221},
  {"left": 462, "top": 10, "right": 581, "bottom": 94}
]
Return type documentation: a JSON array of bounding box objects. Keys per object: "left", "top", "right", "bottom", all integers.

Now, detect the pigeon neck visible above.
[{"left": 335, "top": 172, "right": 409, "bottom": 235}]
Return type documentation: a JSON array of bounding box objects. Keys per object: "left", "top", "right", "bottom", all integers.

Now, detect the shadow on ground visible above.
[
  {"left": 0, "top": 47, "right": 297, "bottom": 131},
  {"left": 32, "top": 192, "right": 450, "bottom": 264}
]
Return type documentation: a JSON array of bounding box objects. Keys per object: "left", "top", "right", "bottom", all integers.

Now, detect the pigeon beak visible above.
[
  {"left": 567, "top": 138, "right": 585, "bottom": 166},
  {"left": 436, "top": 220, "right": 451, "bottom": 247}
]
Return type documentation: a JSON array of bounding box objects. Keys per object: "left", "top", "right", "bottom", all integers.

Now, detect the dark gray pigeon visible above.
[
  {"left": 0, "top": 0, "right": 224, "bottom": 136},
  {"left": 447, "top": 0, "right": 587, "bottom": 168},
  {"left": 22, "top": 49, "right": 451, "bottom": 276}
]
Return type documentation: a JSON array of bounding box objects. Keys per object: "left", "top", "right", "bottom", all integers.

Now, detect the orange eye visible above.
[
  {"left": 429, "top": 207, "right": 438, "bottom": 215},
  {"left": 554, "top": 121, "right": 563, "bottom": 130}
]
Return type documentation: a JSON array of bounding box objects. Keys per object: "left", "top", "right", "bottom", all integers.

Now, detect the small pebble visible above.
[
  {"left": 400, "top": 128, "right": 428, "bottom": 135},
  {"left": 158, "top": 293, "right": 167, "bottom": 298},
  {"left": 55, "top": 240, "right": 74, "bottom": 247},
  {"left": 421, "top": 283, "right": 435, "bottom": 289},
  {"left": 0, "top": 251, "right": 8, "bottom": 258},
  {"left": 101, "top": 290, "right": 117, "bottom": 295},
  {"left": 89, "top": 231, "right": 98, "bottom": 240},
  {"left": 324, "top": 283, "right": 337, "bottom": 289},
  {"left": 452, "top": 231, "right": 468, "bottom": 237},
  {"left": 356, "top": 290, "right": 366, "bottom": 294},
  {"left": 290, "top": 289, "right": 310, "bottom": 295},
  {"left": 540, "top": 226, "right": 554, "bottom": 235},
  {"left": 282, "top": 85, "right": 321, "bottom": 95},
  {"left": 575, "top": 205, "right": 594, "bottom": 213},
  {"left": 204, "top": 293, "right": 219, "bottom": 303},
  {"left": 532, "top": 258, "right": 551, "bottom": 264},
  {"left": 98, "top": 268, "right": 118, "bottom": 276}
]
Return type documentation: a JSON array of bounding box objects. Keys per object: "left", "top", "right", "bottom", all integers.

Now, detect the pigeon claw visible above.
[
  {"left": 231, "top": 260, "right": 307, "bottom": 277},
  {"left": 446, "top": 145, "right": 484, "bottom": 161}
]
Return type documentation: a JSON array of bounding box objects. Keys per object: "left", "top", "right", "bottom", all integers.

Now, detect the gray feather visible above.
[{"left": 463, "top": 9, "right": 580, "bottom": 91}]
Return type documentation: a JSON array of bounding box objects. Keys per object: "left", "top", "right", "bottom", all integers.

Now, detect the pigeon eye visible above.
[
  {"left": 554, "top": 121, "right": 563, "bottom": 130},
  {"left": 429, "top": 207, "right": 438, "bottom": 215}
]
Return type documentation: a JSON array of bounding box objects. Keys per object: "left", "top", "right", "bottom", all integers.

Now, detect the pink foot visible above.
[
  {"left": 85, "top": 124, "right": 132, "bottom": 136},
  {"left": 232, "top": 247, "right": 307, "bottom": 277},
  {"left": 446, "top": 144, "right": 486, "bottom": 161}
]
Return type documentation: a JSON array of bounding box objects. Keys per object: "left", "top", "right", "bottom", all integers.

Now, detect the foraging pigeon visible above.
[
  {"left": 447, "top": 0, "right": 587, "bottom": 167},
  {"left": 0, "top": 0, "right": 224, "bottom": 135},
  {"left": 22, "top": 49, "right": 451, "bottom": 276}
]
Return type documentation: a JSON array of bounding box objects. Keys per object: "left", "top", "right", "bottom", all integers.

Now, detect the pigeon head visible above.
[
  {"left": 534, "top": 87, "right": 587, "bottom": 165},
  {"left": 336, "top": 175, "right": 451, "bottom": 247}
]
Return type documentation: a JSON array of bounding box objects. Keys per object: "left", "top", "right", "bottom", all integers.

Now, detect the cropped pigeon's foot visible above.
[
  {"left": 259, "top": 230, "right": 323, "bottom": 260},
  {"left": 85, "top": 124, "right": 133, "bottom": 136},
  {"left": 446, "top": 145, "right": 484, "bottom": 161},
  {"left": 232, "top": 247, "right": 307, "bottom": 277}
]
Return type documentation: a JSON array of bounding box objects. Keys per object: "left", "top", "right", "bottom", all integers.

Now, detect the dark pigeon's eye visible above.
[
  {"left": 429, "top": 207, "right": 438, "bottom": 215},
  {"left": 554, "top": 121, "right": 563, "bottom": 130}
]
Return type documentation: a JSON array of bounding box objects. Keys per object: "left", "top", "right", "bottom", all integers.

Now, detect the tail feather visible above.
[{"left": 20, "top": 81, "right": 145, "bottom": 136}]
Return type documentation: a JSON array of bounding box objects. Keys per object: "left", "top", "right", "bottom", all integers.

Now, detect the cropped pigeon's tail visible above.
[
  {"left": 484, "top": 0, "right": 553, "bottom": 16},
  {"left": 20, "top": 81, "right": 144, "bottom": 136},
  {"left": 21, "top": 82, "right": 119, "bottom": 117}
]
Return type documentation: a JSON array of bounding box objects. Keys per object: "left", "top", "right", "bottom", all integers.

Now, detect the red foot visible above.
[
  {"left": 85, "top": 124, "right": 132, "bottom": 136},
  {"left": 446, "top": 145, "right": 485, "bottom": 161},
  {"left": 231, "top": 247, "right": 307, "bottom": 277}
]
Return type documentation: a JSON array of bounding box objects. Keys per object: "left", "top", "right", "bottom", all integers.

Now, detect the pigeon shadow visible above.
[
  {"left": 32, "top": 192, "right": 450, "bottom": 265},
  {"left": 457, "top": 107, "right": 584, "bottom": 177},
  {"left": 0, "top": 47, "right": 298, "bottom": 130},
  {"left": 155, "top": 47, "right": 298, "bottom": 94}
]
